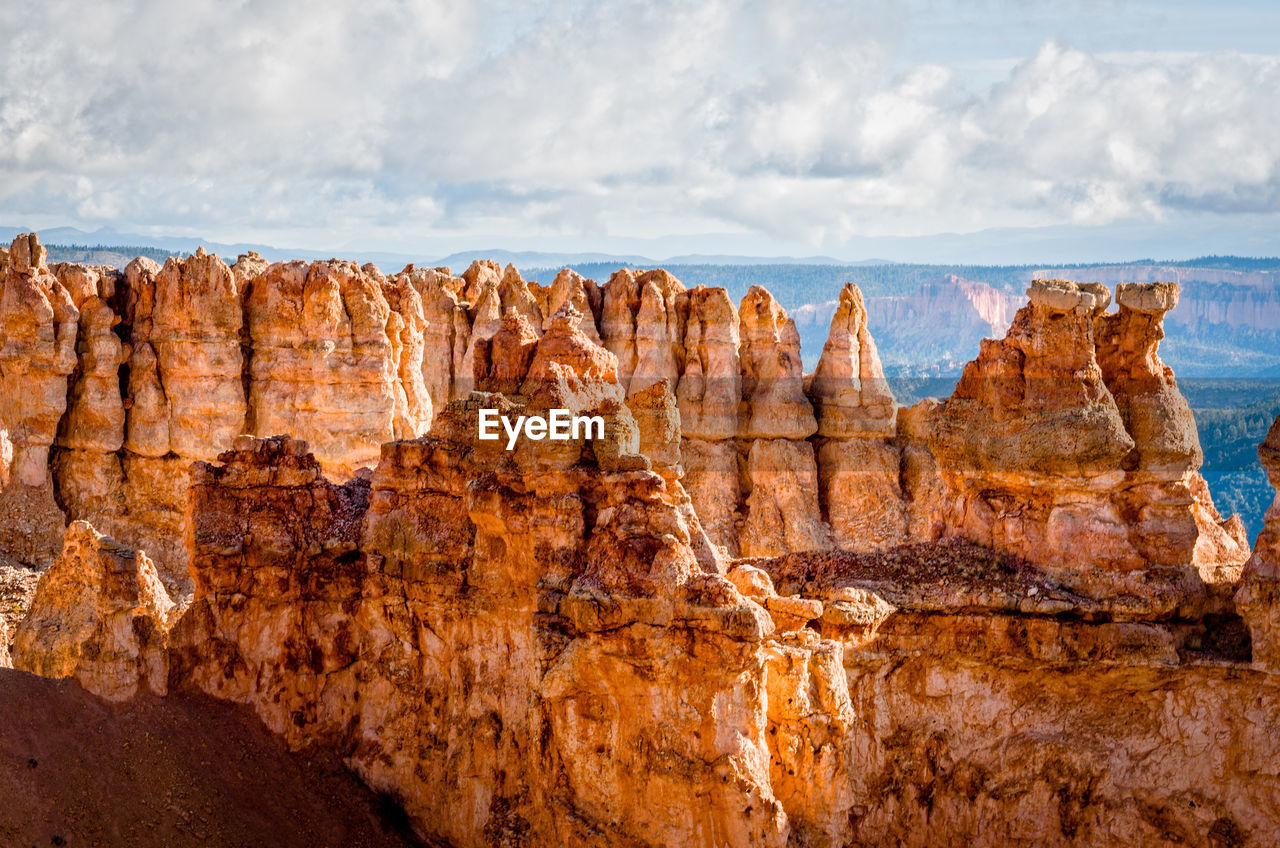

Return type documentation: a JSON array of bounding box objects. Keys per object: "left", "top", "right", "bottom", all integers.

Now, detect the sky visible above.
[{"left": 1, "top": 0, "right": 1278, "bottom": 261}]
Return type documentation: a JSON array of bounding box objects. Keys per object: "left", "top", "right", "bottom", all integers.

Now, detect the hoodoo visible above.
[{"left": 2, "top": 233, "right": 1278, "bottom": 847}]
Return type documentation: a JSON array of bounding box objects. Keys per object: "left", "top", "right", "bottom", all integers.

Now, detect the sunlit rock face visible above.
[
  {"left": 2, "top": 238, "right": 438, "bottom": 590},
  {"left": 167, "top": 321, "right": 855, "bottom": 846},
  {"left": 0, "top": 234, "right": 79, "bottom": 566},
  {"left": 1, "top": 235, "right": 1251, "bottom": 613},
  {"left": 244, "top": 258, "right": 432, "bottom": 479},
  {"left": 1236, "top": 415, "right": 1280, "bottom": 671},
  {"left": 12, "top": 520, "right": 172, "bottom": 701},
  {"left": 919, "top": 279, "right": 1248, "bottom": 607},
  {"left": 6, "top": 237, "right": 1280, "bottom": 848},
  {"left": 808, "top": 283, "right": 907, "bottom": 552}
]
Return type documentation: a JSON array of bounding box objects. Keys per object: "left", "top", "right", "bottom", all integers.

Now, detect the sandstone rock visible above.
[
  {"left": 8, "top": 232, "right": 47, "bottom": 275},
  {"left": 168, "top": 423, "right": 822, "bottom": 848},
  {"left": 0, "top": 233, "right": 78, "bottom": 565},
  {"left": 932, "top": 279, "right": 1132, "bottom": 478},
  {"left": 599, "top": 269, "right": 641, "bottom": 388},
  {"left": 764, "top": 594, "right": 824, "bottom": 632},
  {"left": 818, "top": 437, "right": 908, "bottom": 551},
  {"left": 400, "top": 266, "right": 468, "bottom": 412},
  {"left": 545, "top": 268, "right": 602, "bottom": 342},
  {"left": 677, "top": 285, "right": 741, "bottom": 440},
  {"left": 807, "top": 283, "right": 907, "bottom": 551},
  {"left": 740, "top": 438, "right": 830, "bottom": 557},
  {"left": 459, "top": 258, "right": 501, "bottom": 305},
  {"left": 136, "top": 248, "right": 245, "bottom": 459},
  {"left": 1235, "top": 415, "right": 1280, "bottom": 670},
  {"left": 245, "top": 259, "right": 428, "bottom": 478},
  {"left": 728, "top": 563, "right": 776, "bottom": 599},
  {"left": 629, "top": 269, "right": 686, "bottom": 397},
  {"left": 474, "top": 309, "right": 539, "bottom": 395},
  {"left": 625, "top": 378, "right": 724, "bottom": 574},
  {"left": 680, "top": 436, "right": 742, "bottom": 558},
  {"left": 919, "top": 278, "right": 1248, "bottom": 598},
  {"left": 808, "top": 283, "right": 896, "bottom": 439},
  {"left": 231, "top": 250, "right": 269, "bottom": 285},
  {"left": 762, "top": 633, "right": 856, "bottom": 846},
  {"left": 739, "top": 286, "right": 815, "bottom": 440},
  {"left": 627, "top": 378, "right": 681, "bottom": 469},
  {"left": 498, "top": 263, "right": 544, "bottom": 334},
  {"left": 378, "top": 272, "right": 434, "bottom": 440},
  {"left": 13, "top": 520, "right": 172, "bottom": 700},
  {"left": 457, "top": 278, "right": 503, "bottom": 397},
  {"left": 5, "top": 243, "right": 1280, "bottom": 847},
  {"left": 521, "top": 303, "right": 621, "bottom": 401}
]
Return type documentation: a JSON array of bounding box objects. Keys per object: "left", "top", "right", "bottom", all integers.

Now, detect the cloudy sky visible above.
[{"left": 2, "top": 0, "right": 1278, "bottom": 260}]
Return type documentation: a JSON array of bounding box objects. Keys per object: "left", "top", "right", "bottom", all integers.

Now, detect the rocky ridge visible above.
[{"left": 0, "top": 233, "right": 1250, "bottom": 604}]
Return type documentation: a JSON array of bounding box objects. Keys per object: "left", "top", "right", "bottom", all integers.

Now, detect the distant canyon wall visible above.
[{"left": 1038, "top": 264, "right": 1280, "bottom": 333}]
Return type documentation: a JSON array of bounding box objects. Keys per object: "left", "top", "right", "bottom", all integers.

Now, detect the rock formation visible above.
[
  {"left": 1235, "top": 415, "right": 1280, "bottom": 670},
  {"left": 921, "top": 279, "right": 1249, "bottom": 604},
  {"left": 0, "top": 236, "right": 441, "bottom": 588},
  {"left": 0, "top": 234, "right": 77, "bottom": 565},
  {"left": 245, "top": 258, "right": 431, "bottom": 478},
  {"left": 3, "top": 234, "right": 1252, "bottom": 612},
  {"left": 12, "top": 520, "right": 172, "bottom": 700},
  {"left": 808, "top": 283, "right": 906, "bottom": 551},
  {"left": 168, "top": 418, "right": 849, "bottom": 845},
  {"left": 5, "top": 239, "right": 1280, "bottom": 847},
  {"left": 677, "top": 285, "right": 744, "bottom": 555},
  {"left": 737, "top": 286, "right": 829, "bottom": 557}
]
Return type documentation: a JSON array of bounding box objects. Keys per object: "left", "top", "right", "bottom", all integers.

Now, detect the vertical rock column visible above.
[
  {"left": 0, "top": 234, "right": 78, "bottom": 564},
  {"left": 1235, "top": 416, "right": 1280, "bottom": 670},
  {"left": 926, "top": 279, "right": 1135, "bottom": 575},
  {"left": 51, "top": 262, "right": 130, "bottom": 547},
  {"left": 404, "top": 266, "right": 469, "bottom": 411},
  {"left": 738, "top": 286, "right": 830, "bottom": 557},
  {"left": 807, "top": 283, "right": 907, "bottom": 550},
  {"left": 1095, "top": 282, "right": 1249, "bottom": 575},
  {"left": 628, "top": 269, "right": 687, "bottom": 396},
  {"left": 123, "top": 248, "right": 246, "bottom": 588},
  {"left": 245, "top": 259, "right": 430, "bottom": 480},
  {"left": 677, "top": 286, "right": 744, "bottom": 557}
]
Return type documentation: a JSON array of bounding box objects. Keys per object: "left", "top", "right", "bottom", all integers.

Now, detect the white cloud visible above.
[{"left": 0, "top": 0, "right": 1277, "bottom": 251}]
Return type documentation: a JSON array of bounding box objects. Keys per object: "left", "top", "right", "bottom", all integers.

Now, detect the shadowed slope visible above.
[{"left": 0, "top": 668, "right": 430, "bottom": 848}]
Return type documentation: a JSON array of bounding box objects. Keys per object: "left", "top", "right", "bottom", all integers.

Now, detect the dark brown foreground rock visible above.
[{"left": 0, "top": 668, "right": 430, "bottom": 848}]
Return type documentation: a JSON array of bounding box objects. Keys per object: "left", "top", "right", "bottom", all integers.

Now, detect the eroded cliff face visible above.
[
  {"left": 922, "top": 279, "right": 1248, "bottom": 606},
  {"left": 167, "top": 391, "right": 853, "bottom": 844},
  {"left": 0, "top": 235, "right": 438, "bottom": 590},
  {"left": 10, "top": 235, "right": 1280, "bottom": 847},
  {"left": 12, "top": 520, "right": 172, "bottom": 701},
  {"left": 0, "top": 235, "right": 77, "bottom": 565},
  {"left": 7, "top": 232, "right": 1247, "bottom": 607}
]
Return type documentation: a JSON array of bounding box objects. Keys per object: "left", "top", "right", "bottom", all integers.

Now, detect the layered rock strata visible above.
[
  {"left": 0, "top": 235, "right": 439, "bottom": 588},
  {"left": 2, "top": 233, "right": 1250, "bottom": 614},
  {"left": 6, "top": 250, "right": 1280, "bottom": 845},
  {"left": 0, "top": 234, "right": 78, "bottom": 565},
  {"left": 168, "top": 424, "right": 851, "bottom": 846},
  {"left": 807, "top": 284, "right": 904, "bottom": 551},
  {"left": 1235, "top": 415, "right": 1280, "bottom": 670}
]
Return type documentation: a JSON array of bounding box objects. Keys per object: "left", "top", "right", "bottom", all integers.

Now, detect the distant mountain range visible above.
[{"left": 0, "top": 225, "right": 875, "bottom": 270}]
